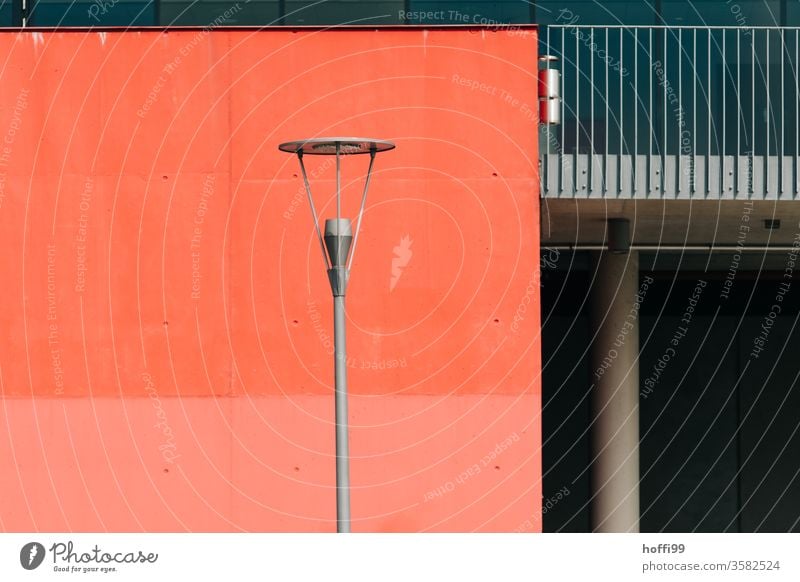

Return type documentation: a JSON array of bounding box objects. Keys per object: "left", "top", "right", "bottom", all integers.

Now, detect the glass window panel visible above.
[
  {"left": 789, "top": 3, "right": 800, "bottom": 26},
  {"left": 661, "top": 0, "right": 780, "bottom": 27},
  {"left": 536, "top": 0, "right": 657, "bottom": 26},
  {"left": 0, "top": 0, "right": 12, "bottom": 26},
  {"left": 159, "top": 0, "right": 279, "bottom": 25},
  {"left": 284, "top": 0, "right": 402, "bottom": 25},
  {"left": 28, "top": 0, "right": 155, "bottom": 25},
  {"left": 404, "top": 0, "right": 531, "bottom": 24}
]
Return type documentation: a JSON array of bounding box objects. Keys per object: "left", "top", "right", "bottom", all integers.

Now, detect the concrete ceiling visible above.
[{"left": 541, "top": 200, "right": 800, "bottom": 247}]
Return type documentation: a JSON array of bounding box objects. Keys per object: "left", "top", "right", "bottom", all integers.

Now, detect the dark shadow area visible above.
[{"left": 541, "top": 252, "right": 800, "bottom": 532}]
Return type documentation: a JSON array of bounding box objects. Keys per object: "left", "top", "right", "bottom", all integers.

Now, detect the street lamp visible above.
[{"left": 278, "top": 138, "right": 396, "bottom": 533}]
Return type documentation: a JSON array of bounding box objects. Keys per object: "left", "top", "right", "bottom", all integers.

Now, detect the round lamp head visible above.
[{"left": 278, "top": 138, "right": 395, "bottom": 156}]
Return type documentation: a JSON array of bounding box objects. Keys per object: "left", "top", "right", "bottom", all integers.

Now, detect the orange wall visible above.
[{"left": 0, "top": 27, "right": 541, "bottom": 532}]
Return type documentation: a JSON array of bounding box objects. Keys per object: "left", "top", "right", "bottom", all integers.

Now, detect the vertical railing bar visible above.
[
  {"left": 693, "top": 28, "right": 697, "bottom": 194},
  {"left": 781, "top": 29, "right": 785, "bottom": 196},
  {"left": 635, "top": 28, "right": 638, "bottom": 194},
  {"left": 605, "top": 27, "right": 609, "bottom": 194},
  {"left": 576, "top": 26, "right": 580, "bottom": 195},
  {"left": 619, "top": 28, "right": 624, "bottom": 197},
  {"left": 663, "top": 28, "right": 667, "bottom": 197},
  {"left": 723, "top": 30, "right": 727, "bottom": 194},
  {"left": 678, "top": 28, "right": 682, "bottom": 194},
  {"left": 796, "top": 30, "right": 799, "bottom": 198},
  {"left": 747, "top": 31, "right": 756, "bottom": 198},
  {"left": 648, "top": 28, "right": 653, "bottom": 197},
  {"left": 707, "top": 29, "right": 711, "bottom": 197},
  {"left": 590, "top": 28, "right": 595, "bottom": 196},
  {"left": 561, "top": 27, "right": 566, "bottom": 195},
  {"left": 737, "top": 29, "right": 741, "bottom": 194},
  {"left": 767, "top": 29, "right": 770, "bottom": 197}
]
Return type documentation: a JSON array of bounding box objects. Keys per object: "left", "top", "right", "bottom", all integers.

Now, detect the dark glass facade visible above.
[{"left": 1, "top": 0, "right": 795, "bottom": 28}]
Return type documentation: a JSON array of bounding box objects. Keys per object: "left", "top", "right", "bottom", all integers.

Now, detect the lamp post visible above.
[{"left": 278, "top": 138, "right": 396, "bottom": 533}]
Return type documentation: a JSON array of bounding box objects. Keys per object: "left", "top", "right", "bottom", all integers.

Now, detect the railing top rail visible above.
[{"left": 545, "top": 24, "right": 800, "bottom": 30}]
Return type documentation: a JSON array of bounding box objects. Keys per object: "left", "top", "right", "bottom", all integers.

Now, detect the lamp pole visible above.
[
  {"left": 325, "top": 215, "right": 352, "bottom": 531},
  {"left": 278, "top": 138, "right": 395, "bottom": 533}
]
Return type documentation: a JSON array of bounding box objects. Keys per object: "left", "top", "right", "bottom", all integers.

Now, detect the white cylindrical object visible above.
[
  {"left": 590, "top": 250, "right": 640, "bottom": 533},
  {"left": 538, "top": 68, "right": 561, "bottom": 99},
  {"left": 539, "top": 98, "right": 561, "bottom": 125}
]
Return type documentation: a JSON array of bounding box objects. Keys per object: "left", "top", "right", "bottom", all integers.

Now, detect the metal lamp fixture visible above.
[{"left": 278, "top": 137, "right": 396, "bottom": 533}]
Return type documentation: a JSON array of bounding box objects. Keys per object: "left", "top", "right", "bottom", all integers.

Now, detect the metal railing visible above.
[{"left": 540, "top": 25, "right": 800, "bottom": 199}]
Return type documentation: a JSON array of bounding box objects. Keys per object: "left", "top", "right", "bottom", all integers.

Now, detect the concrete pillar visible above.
[{"left": 589, "top": 250, "right": 640, "bottom": 533}]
